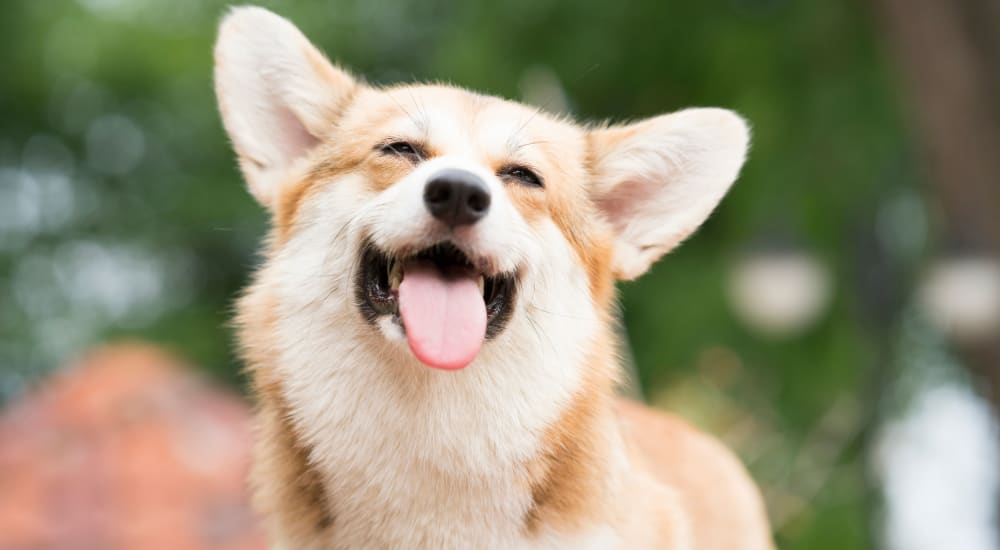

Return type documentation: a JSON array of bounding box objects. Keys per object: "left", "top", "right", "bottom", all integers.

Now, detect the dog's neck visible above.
[
  {"left": 238, "top": 220, "right": 640, "bottom": 547},
  {"left": 243, "top": 272, "right": 631, "bottom": 548},
  {"left": 299, "top": 342, "right": 622, "bottom": 543}
]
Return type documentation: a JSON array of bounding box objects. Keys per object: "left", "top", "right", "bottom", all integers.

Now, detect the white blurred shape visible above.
[
  {"left": 37, "top": 172, "right": 75, "bottom": 231},
  {"left": 85, "top": 114, "right": 145, "bottom": 175},
  {"left": 10, "top": 241, "right": 191, "bottom": 365},
  {"left": 0, "top": 167, "right": 77, "bottom": 249},
  {"left": 726, "top": 252, "right": 832, "bottom": 336},
  {"left": 0, "top": 169, "right": 41, "bottom": 236},
  {"left": 875, "top": 382, "right": 1000, "bottom": 550},
  {"left": 919, "top": 257, "right": 1000, "bottom": 342},
  {"left": 53, "top": 240, "right": 166, "bottom": 322}
]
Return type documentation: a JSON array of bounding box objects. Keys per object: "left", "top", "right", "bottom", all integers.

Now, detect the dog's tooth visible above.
[
  {"left": 389, "top": 261, "right": 403, "bottom": 290},
  {"left": 477, "top": 275, "right": 485, "bottom": 296}
]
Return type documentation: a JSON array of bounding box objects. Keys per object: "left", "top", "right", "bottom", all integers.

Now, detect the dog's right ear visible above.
[{"left": 214, "top": 7, "right": 357, "bottom": 208}]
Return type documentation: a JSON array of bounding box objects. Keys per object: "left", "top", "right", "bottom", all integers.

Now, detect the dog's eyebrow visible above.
[
  {"left": 388, "top": 92, "right": 430, "bottom": 137},
  {"left": 504, "top": 106, "right": 545, "bottom": 153},
  {"left": 505, "top": 138, "right": 550, "bottom": 158}
]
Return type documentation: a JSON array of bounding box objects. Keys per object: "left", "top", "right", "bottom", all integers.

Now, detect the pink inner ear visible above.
[
  {"left": 271, "top": 103, "right": 321, "bottom": 166},
  {"left": 594, "top": 178, "right": 659, "bottom": 234}
]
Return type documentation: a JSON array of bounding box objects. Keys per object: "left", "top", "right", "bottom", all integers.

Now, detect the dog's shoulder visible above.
[{"left": 615, "top": 398, "right": 774, "bottom": 550}]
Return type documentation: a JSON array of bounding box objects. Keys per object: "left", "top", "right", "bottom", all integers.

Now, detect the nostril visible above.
[
  {"left": 426, "top": 182, "right": 451, "bottom": 205},
  {"left": 467, "top": 189, "right": 490, "bottom": 213}
]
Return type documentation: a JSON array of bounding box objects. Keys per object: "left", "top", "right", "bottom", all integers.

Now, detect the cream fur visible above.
[
  {"left": 214, "top": 6, "right": 355, "bottom": 207},
  {"left": 215, "top": 6, "right": 772, "bottom": 549},
  {"left": 589, "top": 109, "right": 750, "bottom": 280}
]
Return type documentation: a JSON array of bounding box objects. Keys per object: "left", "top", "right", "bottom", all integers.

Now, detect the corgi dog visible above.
[{"left": 214, "top": 7, "right": 773, "bottom": 549}]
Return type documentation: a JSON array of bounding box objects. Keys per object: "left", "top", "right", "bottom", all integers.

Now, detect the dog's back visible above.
[{"left": 618, "top": 399, "right": 773, "bottom": 550}]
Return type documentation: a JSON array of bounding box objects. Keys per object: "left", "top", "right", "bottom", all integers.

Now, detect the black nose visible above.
[{"left": 423, "top": 168, "right": 491, "bottom": 226}]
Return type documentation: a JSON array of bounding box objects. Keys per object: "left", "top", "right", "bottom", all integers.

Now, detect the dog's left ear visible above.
[{"left": 588, "top": 108, "right": 749, "bottom": 280}]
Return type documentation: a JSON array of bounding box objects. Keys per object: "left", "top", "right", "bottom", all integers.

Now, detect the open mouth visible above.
[{"left": 356, "top": 241, "right": 516, "bottom": 369}]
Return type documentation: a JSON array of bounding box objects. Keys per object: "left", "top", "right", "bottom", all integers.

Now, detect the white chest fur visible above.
[{"left": 263, "top": 198, "right": 606, "bottom": 548}]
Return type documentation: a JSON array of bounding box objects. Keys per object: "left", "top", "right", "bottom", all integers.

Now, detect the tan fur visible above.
[
  {"left": 216, "top": 7, "right": 772, "bottom": 549},
  {"left": 617, "top": 399, "right": 773, "bottom": 550},
  {"left": 252, "top": 395, "right": 336, "bottom": 542},
  {"left": 524, "top": 336, "right": 614, "bottom": 533}
]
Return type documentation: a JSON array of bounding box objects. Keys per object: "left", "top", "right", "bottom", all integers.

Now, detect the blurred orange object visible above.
[{"left": 0, "top": 343, "right": 265, "bottom": 550}]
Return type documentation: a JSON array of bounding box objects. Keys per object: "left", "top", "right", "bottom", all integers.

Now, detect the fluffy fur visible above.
[{"left": 215, "top": 6, "right": 773, "bottom": 549}]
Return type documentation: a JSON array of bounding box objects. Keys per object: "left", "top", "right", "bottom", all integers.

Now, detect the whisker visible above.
[{"left": 526, "top": 305, "right": 593, "bottom": 322}]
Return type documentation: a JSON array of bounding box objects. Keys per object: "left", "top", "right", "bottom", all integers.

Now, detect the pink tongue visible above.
[{"left": 398, "top": 262, "right": 487, "bottom": 370}]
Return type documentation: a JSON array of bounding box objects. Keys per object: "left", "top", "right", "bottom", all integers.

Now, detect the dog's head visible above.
[{"left": 216, "top": 7, "right": 748, "bottom": 374}]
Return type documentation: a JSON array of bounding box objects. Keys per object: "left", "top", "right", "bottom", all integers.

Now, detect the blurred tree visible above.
[
  {"left": 877, "top": 2, "right": 1000, "bottom": 542},
  {"left": 877, "top": 0, "right": 1000, "bottom": 415}
]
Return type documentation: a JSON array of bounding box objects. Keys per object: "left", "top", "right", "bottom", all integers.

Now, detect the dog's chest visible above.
[
  {"left": 274, "top": 337, "right": 615, "bottom": 549},
  {"left": 266, "top": 231, "right": 608, "bottom": 547},
  {"left": 275, "top": 337, "right": 536, "bottom": 542},
  {"left": 290, "top": 368, "right": 566, "bottom": 548},
  {"left": 320, "top": 463, "right": 531, "bottom": 549},
  {"left": 314, "top": 462, "right": 621, "bottom": 550}
]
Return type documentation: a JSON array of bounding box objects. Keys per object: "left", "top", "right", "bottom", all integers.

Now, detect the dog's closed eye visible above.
[
  {"left": 498, "top": 165, "right": 544, "bottom": 188},
  {"left": 379, "top": 140, "right": 426, "bottom": 163}
]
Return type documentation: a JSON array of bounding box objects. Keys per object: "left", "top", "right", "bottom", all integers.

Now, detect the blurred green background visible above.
[{"left": 3, "top": 1, "right": 999, "bottom": 549}]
